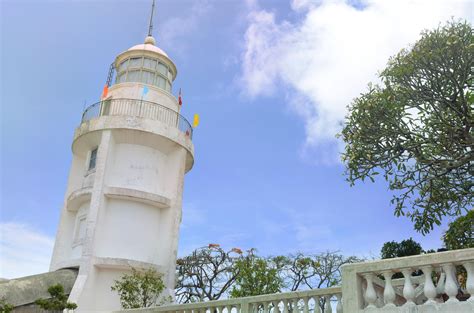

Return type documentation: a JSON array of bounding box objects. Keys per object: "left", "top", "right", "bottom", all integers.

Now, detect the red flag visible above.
[
  {"left": 178, "top": 88, "right": 182, "bottom": 106},
  {"left": 101, "top": 84, "right": 108, "bottom": 99}
]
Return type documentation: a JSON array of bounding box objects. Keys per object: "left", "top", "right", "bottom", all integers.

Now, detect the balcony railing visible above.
[{"left": 81, "top": 98, "right": 193, "bottom": 139}]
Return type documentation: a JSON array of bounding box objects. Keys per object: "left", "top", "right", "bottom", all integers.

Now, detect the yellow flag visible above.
[{"left": 193, "top": 114, "right": 200, "bottom": 128}]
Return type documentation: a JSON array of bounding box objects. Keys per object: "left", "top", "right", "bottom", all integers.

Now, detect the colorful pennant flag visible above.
[
  {"left": 101, "top": 84, "right": 108, "bottom": 99},
  {"left": 178, "top": 88, "right": 183, "bottom": 106},
  {"left": 142, "top": 86, "right": 149, "bottom": 96},
  {"left": 193, "top": 114, "right": 200, "bottom": 128}
]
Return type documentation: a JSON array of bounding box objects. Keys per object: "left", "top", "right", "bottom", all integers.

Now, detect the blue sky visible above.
[{"left": 1, "top": 0, "right": 472, "bottom": 278}]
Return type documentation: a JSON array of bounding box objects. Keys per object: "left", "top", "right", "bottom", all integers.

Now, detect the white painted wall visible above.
[{"left": 106, "top": 143, "right": 167, "bottom": 195}]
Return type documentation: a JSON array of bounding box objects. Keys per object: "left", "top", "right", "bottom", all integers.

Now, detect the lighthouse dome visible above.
[{"left": 127, "top": 36, "right": 169, "bottom": 58}]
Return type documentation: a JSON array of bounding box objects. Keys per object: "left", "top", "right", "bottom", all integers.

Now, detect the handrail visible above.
[{"left": 81, "top": 98, "right": 193, "bottom": 139}]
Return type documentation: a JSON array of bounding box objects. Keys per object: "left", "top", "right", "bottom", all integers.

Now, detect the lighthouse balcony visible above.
[{"left": 81, "top": 98, "right": 193, "bottom": 139}]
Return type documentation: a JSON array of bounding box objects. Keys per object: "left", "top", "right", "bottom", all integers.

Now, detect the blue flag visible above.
[{"left": 142, "top": 86, "right": 149, "bottom": 96}]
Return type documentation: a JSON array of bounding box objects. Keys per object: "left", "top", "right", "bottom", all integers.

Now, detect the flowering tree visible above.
[{"left": 175, "top": 245, "right": 246, "bottom": 303}]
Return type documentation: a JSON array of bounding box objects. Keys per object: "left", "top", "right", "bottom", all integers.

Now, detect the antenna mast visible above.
[{"left": 148, "top": 0, "right": 156, "bottom": 37}]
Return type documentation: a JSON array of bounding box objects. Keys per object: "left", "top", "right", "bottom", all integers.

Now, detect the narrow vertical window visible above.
[
  {"left": 74, "top": 215, "right": 87, "bottom": 244},
  {"left": 89, "top": 147, "right": 98, "bottom": 171}
]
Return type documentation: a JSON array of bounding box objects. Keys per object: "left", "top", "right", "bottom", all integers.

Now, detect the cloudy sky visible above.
[{"left": 1, "top": 0, "right": 472, "bottom": 279}]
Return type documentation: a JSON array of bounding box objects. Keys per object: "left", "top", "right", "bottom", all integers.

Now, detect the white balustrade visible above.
[
  {"left": 112, "top": 249, "right": 474, "bottom": 313},
  {"left": 342, "top": 248, "right": 474, "bottom": 312},
  {"left": 114, "top": 289, "right": 343, "bottom": 313}
]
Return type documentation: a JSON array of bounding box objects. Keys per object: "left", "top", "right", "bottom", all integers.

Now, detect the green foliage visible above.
[
  {"left": 230, "top": 253, "right": 283, "bottom": 298},
  {"left": 341, "top": 20, "right": 474, "bottom": 234},
  {"left": 35, "top": 284, "right": 77, "bottom": 311},
  {"left": 0, "top": 298, "right": 14, "bottom": 313},
  {"left": 443, "top": 210, "right": 474, "bottom": 250},
  {"left": 381, "top": 238, "right": 424, "bottom": 259},
  {"left": 111, "top": 267, "right": 167, "bottom": 309}
]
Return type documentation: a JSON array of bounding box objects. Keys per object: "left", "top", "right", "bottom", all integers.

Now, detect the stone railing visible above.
[
  {"left": 117, "top": 287, "right": 343, "bottom": 313},
  {"left": 341, "top": 248, "right": 474, "bottom": 312},
  {"left": 114, "top": 249, "right": 474, "bottom": 313}
]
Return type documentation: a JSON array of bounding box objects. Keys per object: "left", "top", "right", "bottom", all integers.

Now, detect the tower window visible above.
[
  {"left": 114, "top": 55, "right": 173, "bottom": 93},
  {"left": 73, "top": 215, "right": 87, "bottom": 245},
  {"left": 88, "top": 147, "right": 98, "bottom": 171}
]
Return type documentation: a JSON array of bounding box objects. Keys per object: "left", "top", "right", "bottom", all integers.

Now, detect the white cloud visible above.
[
  {"left": 0, "top": 222, "right": 54, "bottom": 279},
  {"left": 159, "top": 0, "right": 212, "bottom": 55},
  {"left": 240, "top": 0, "right": 472, "bottom": 162}
]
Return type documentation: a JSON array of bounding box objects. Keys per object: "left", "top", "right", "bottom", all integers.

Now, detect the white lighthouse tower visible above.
[{"left": 49, "top": 2, "right": 194, "bottom": 311}]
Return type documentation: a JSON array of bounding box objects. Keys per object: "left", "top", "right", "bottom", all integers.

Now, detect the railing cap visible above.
[{"left": 342, "top": 248, "right": 474, "bottom": 274}]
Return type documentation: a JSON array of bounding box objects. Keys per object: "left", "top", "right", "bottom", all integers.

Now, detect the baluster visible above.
[
  {"left": 335, "top": 294, "right": 343, "bottom": 313},
  {"left": 401, "top": 269, "right": 415, "bottom": 305},
  {"left": 324, "top": 295, "right": 332, "bottom": 313},
  {"left": 227, "top": 305, "right": 233, "bottom": 313},
  {"left": 463, "top": 261, "right": 474, "bottom": 302},
  {"left": 282, "top": 300, "right": 288, "bottom": 313},
  {"left": 302, "top": 297, "right": 309, "bottom": 313},
  {"left": 362, "top": 273, "right": 377, "bottom": 308},
  {"left": 264, "top": 302, "right": 270, "bottom": 313},
  {"left": 420, "top": 265, "right": 437, "bottom": 304},
  {"left": 442, "top": 263, "right": 459, "bottom": 302},
  {"left": 314, "top": 296, "right": 321, "bottom": 313},
  {"left": 269, "top": 301, "right": 277, "bottom": 313},
  {"left": 292, "top": 299, "right": 298, "bottom": 313},
  {"left": 381, "top": 270, "right": 396, "bottom": 307}
]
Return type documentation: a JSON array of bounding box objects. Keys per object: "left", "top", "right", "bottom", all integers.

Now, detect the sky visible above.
[{"left": 1, "top": 0, "right": 472, "bottom": 279}]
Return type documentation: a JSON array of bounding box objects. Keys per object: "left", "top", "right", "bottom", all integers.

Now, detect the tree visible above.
[
  {"left": 35, "top": 284, "right": 77, "bottom": 312},
  {"left": 273, "top": 252, "right": 362, "bottom": 311},
  {"left": 0, "top": 298, "right": 14, "bottom": 313},
  {"left": 175, "top": 245, "right": 245, "bottom": 303},
  {"left": 443, "top": 210, "right": 474, "bottom": 250},
  {"left": 381, "top": 238, "right": 424, "bottom": 259},
  {"left": 111, "top": 267, "right": 167, "bottom": 309},
  {"left": 230, "top": 252, "right": 283, "bottom": 298},
  {"left": 341, "top": 20, "right": 473, "bottom": 234},
  {"left": 273, "top": 252, "right": 362, "bottom": 291}
]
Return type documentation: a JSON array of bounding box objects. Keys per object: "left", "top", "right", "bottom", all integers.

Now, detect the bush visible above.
[
  {"left": 35, "top": 284, "right": 77, "bottom": 312},
  {"left": 0, "top": 298, "right": 14, "bottom": 313},
  {"left": 111, "top": 267, "right": 168, "bottom": 309}
]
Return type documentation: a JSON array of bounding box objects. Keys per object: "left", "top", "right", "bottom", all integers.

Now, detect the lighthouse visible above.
[{"left": 49, "top": 2, "right": 194, "bottom": 311}]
